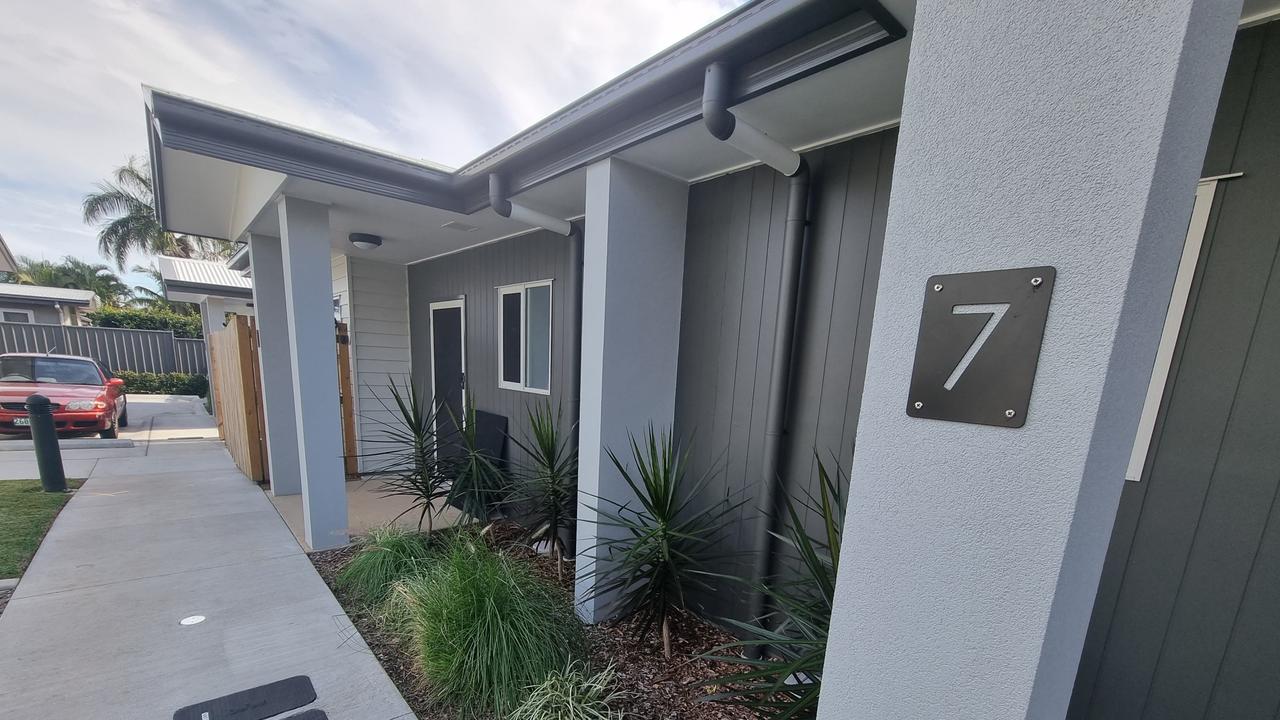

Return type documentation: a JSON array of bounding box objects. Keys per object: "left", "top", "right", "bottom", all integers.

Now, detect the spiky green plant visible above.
[
  {"left": 702, "top": 458, "right": 846, "bottom": 719},
  {"left": 510, "top": 662, "right": 629, "bottom": 720},
  {"left": 393, "top": 532, "right": 586, "bottom": 717},
  {"left": 441, "top": 399, "right": 509, "bottom": 521},
  {"left": 336, "top": 525, "right": 431, "bottom": 605},
  {"left": 360, "top": 377, "right": 449, "bottom": 532},
  {"left": 588, "top": 425, "right": 741, "bottom": 658},
  {"left": 508, "top": 402, "right": 578, "bottom": 578}
]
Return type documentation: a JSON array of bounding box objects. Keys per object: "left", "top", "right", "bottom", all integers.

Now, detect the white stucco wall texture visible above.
[{"left": 817, "top": 1, "right": 1241, "bottom": 718}]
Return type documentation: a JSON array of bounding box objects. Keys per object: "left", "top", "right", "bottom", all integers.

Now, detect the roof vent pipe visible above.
[
  {"left": 488, "top": 173, "right": 574, "bottom": 237},
  {"left": 704, "top": 61, "right": 811, "bottom": 629}
]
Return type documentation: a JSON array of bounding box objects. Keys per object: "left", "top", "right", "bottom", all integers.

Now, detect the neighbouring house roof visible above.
[
  {"left": 157, "top": 256, "right": 254, "bottom": 302},
  {"left": 0, "top": 283, "right": 97, "bottom": 306},
  {"left": 0, "top": 233, "right": 16, "bottom": 274},
  {"left": 145, "top": 0, "right": 905, "bottom": 227}
]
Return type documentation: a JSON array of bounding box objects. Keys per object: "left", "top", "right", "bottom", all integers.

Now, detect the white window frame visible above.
[
  {"left": 0, "top": 308, "right": 34, "bottom": 323},
  {"left": 497, "top": 279, "right": 553, "bottom": 395},
  {"left": 1125, "top": 174, "right": 1239, "bottom": 482}
]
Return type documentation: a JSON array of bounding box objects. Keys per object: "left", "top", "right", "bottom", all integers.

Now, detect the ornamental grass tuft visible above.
[
  {"left": 510, "top": 662, "right": 629, "bottom": 720},
  {"left": 336, "top": 525, "right": 431, "bottom": 605},
  {"left": 393, "top": 532, "right": 585, "bottom": 717}
]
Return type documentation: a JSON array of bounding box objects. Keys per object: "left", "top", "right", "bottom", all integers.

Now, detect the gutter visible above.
[
  {"left": 702, "top": 60, "right": 811, "bottom": 626},
  {"left": 144, "top": 1, "right": 904, "bottom": 236}
]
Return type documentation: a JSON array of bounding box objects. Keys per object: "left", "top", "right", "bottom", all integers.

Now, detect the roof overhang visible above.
[
  {"left": 0, "top": 234, "right": 17, "bottom": 274},
  {"left": 0, "top": 292, "right": 94, "bottom": 307},
  {"left": 146, "top": 0, "right": 906, "bottom": 241},
  {"left": 157, "top": 256, "right": 254, "bottom": 304}
]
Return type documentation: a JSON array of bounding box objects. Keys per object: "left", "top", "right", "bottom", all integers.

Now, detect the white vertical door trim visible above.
[{"left": 1125, "top": 178, "right": 1223, "bottom": 482}]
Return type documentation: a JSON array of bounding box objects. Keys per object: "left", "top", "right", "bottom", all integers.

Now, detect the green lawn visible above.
[{"left": 0, "top": 480, "right": 82, "bottom": 578}]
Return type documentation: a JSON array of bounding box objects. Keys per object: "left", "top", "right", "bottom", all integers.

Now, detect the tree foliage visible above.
[
  {"left": 11, "top": 255, "right": 131, "bottom": 306},
  {"left": 82, "top": 157, "right": 234, "bottom": 270}
]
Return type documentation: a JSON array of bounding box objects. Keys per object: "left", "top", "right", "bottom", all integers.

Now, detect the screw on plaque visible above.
[
  {"left": 933, "top": 283, "right": 943, "bottom": 292},
  {"left": 1005, "top": 409, "right": 1017, "bottom": 418},
  {"left": 1031, "top": 277, "right": 1043, "bottom": 287},
  {"left": 913, "top": 401, "right": 923, "bottom": 409}
]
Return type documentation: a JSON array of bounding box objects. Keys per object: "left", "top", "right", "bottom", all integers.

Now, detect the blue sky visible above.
[{"left": 0, "top": 0, "right": 740, "bottom": 287}]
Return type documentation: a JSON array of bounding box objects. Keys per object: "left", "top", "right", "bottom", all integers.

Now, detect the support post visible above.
[
  {"left": 277, "top": 196, "right": 348, "bottom": 550},
  {"left": 816, "top": 1, "right": 1242, "bottom": 718},
  {"left": 200, "top": 297, "right": 226, "bottom": 421},
  {"left": 574, "top": 158, "right": 688, "bottom": 622},
  {"left": 248, "top": 233, "right": 302, "bottom": 496}
]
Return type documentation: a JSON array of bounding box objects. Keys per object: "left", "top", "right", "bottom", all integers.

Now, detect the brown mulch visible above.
[
  {"left": 309, "top": 523, "right": 755, "bottom": 720},
  {"left": 0, "top": 588, "right": 10, "bottom": 618}
]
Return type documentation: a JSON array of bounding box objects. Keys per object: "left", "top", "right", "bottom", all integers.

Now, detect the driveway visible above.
[{"left": 0, "top": 395, "right": 412, "bottom": 718}]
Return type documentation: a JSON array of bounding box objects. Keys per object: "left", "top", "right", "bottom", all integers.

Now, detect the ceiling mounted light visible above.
[{"left": 348, "top": 233, "right": 383, "bottom": 250}]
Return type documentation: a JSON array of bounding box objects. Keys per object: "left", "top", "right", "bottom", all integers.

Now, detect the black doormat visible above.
[{"left": 173, "top": 675, "right": 316, "bottom": 720}]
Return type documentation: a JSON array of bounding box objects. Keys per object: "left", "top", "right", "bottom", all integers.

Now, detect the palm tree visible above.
[
  {"left": 82, "top": 158, "right": 234, "bottom": 270},
  {"left": 15, "top": 256, "right": 132, "bottom": 306},
  {"left": 130, "top": 264, "right": 198, "bottom": 315}
]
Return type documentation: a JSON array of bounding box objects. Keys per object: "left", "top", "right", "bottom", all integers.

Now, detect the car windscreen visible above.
[{"left": 0, "top": 357, "right": 103, "bottom": 386}]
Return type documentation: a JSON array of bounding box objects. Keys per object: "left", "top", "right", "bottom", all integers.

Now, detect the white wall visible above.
[{"left": 337, "top": 255, "right": 412, "bottom": 472}]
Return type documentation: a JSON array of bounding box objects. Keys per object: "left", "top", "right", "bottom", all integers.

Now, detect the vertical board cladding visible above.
[
  {"left": 342, "top": 257, "right": 412, "bottom": 473},
  {"left": 407, "top": 229, "right": 577, "bottom": 466},
  {"left": 1069, "top": 21, "right": 1280, "bottom": 720},
  {"left": 674, "top": 128, "right": 896, "bottom": 618}
]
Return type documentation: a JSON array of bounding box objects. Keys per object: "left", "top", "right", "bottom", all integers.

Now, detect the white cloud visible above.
[{"left": 0, "top": 0, "right": 741, "bottom": 272}]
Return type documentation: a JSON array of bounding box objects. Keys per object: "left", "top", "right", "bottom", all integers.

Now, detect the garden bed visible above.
[{"left": 310, "top": 523, "right": 754, "bottom": 720}]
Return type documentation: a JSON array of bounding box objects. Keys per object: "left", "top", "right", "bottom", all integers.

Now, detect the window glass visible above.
[
  {"left": 525, "top": 285, "right": 551, "bottom": 391},
  {"left": 501, "top": 291, "right": 522, "bottom": 384},
  {"left": 2, "top": 311, "right": 31, "bottom": 323},
  {"left": 0, "top": 357, "right": 103, "bottom": 385}
]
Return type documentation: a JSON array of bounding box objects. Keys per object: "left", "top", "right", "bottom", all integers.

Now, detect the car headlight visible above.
[{"left": 64, "top": 400, "right": 107, "bottom": 411}]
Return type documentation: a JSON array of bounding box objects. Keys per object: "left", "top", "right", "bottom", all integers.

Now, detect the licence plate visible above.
[{"left": 12, "top": 417, "right": 29, "bottom": 426}]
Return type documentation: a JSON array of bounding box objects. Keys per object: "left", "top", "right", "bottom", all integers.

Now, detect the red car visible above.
[{"left": 0, "top": 353, "right": 128, "bottom": 439}]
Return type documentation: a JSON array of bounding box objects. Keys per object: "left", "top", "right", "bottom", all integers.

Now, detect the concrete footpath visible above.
[{"left": 0, "top": 396, "right": 413, "bottom": 719}]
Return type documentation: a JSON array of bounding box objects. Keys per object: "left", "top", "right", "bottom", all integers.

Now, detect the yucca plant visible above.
[
  {"left": 508, "top": 402, "right": 578, "bottom": 579},
  {"left": 589, "top": 425, "right": 741, "bottom": 658},
  {"left": 393, "top": 532, "right": 586, "bottom": 717},
  {"left": 360, "top": 376, "right": 450, "bottom": 533},
  {"left": 510, "top": 662, "right": 629, "bottom": 720},
  {"left": 703, "top": 457, "right": 847, "bottom": 719},
  {"left": 441, "top": 400, "right": 509, "bottom": 521},
  {"left": 336, "top": 525, "right": 431, "bottom": 605}
]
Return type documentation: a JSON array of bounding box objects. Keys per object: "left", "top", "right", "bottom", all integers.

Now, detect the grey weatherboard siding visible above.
[
  {"left": 674, "top": 129, "right": 896, "bottom": 618},
  {"left": 1069, "top": 22, "right": 1280, "bottom": 720},
  {"left": 408, "top": 228, "right": 578, "bottom": 462}
]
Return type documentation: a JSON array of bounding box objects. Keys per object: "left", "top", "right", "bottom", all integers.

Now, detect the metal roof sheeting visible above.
[
  {"left": 0, "top": 283, "right": 97, "bottom": 305},
  {"left": 157, "top": 256, "right": 252, "bottom": 291}
]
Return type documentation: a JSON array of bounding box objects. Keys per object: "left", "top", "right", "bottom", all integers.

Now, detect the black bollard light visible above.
[{"left": 26, "top": 394, "right": 66, "bottom": 493}]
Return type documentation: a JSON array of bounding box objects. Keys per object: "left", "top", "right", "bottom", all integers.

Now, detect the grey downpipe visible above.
[{"left": 704, "top": 62, "right": 811, "bottom": 626}]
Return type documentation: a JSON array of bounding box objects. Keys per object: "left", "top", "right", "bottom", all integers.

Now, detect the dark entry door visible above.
[
  {"left": 430, "top": 300, "right": 466, "bottom": 434},
  {"left": 1070, "top": 22, "right": 1280, "bottom": 720}
]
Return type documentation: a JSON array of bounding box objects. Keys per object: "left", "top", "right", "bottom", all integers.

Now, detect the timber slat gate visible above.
[
  {"left": 209, "top": 317, "right": 359, "bottom": 483},
  {"left": 0, "top": 320, "right": 207, "bottom": 374}
]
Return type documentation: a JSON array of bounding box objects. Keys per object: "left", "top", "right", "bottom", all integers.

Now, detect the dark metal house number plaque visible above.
[{"left": 906, "top": 266, "right": 1056, "bottom": 428}]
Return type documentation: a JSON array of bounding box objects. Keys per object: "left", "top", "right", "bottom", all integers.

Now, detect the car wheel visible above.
[
  {"left": 100, "top": 422, "right": 118, "bottom": 440},
  {"left": 119, "top": 402, "right": 129, "bottom": 428}
]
